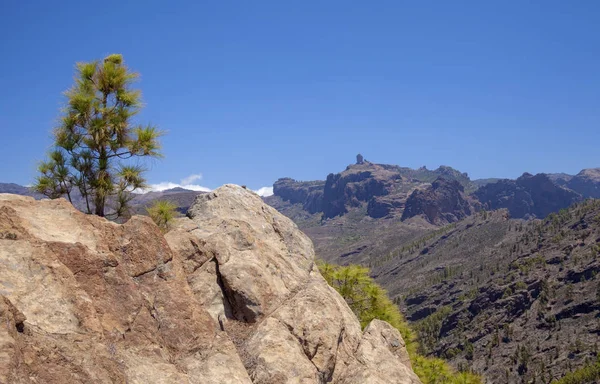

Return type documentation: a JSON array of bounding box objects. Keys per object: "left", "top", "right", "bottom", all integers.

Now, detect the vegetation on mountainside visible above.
[
  {"left": 33, "top": 54, "right": 163, "bottom": 218},
  {"left": 552, "top": 355, "right": 600, "bottom": 384},
  {"left": 378, "top": 199, "right": 600, "bottom": 383},
  {"left": 414, "top": 306, "right": 453, "bottom": 355},
  {"left": 373, "top": 223, "right": 456, "bottom": 268},
  {"left": 318, "top": 261, "right": 481, "bottom": 384},
  {"left": 147, "top": 200, "right": 178, "bottom": 231}
]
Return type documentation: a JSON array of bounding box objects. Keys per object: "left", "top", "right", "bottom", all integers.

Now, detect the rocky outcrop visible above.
[
  {"left": 547, "top": 173, "right": 573, "bottom": 186},
  {"left": 269, "top": 162, "right": 477, "bottom": 222},
  {"left": 170, "top": 185, "right": 421, "bottom": 383},
  {"left": 322, "top": 163, "right": 403, "bottom": 219},
  {"left": 435, "top": 166, "right": 471, "bottom": 186},
  {"left": 337, "top": 319, "right": 414, "bottom": 384},
  {"left": 0, "top": 186, "right": 420, "bottom": 384},
  {"left": 367, "top": 195, "right": 405, "bottom": 218},
  {"left": 474, "top": 173, "right": 582, "bottom": 219},
  {"left": 401, "top": 177, "right": 473, "bottom": 224}
]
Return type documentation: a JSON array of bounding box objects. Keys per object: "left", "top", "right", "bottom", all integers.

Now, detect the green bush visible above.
[
  {"left": 515, "top": 281, "right": 528, "bottom": 291},
  {"left": 147, "top": 200, "right": 178, "bottom": 231},
  {"left": 318, "top": 261, "right": 481, "bottom": 384}
]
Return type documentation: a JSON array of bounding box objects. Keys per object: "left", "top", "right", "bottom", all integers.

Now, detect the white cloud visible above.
[
  {"left": 135, "top": 172, "right": 273, "bottom": 197},
  {"left": 254, "top": 186, "right": 273, "bottom": 197},
  {"left": 134, "top": 173, "right": 211, "bottom": 193},
  {"left": 181, "top": 173, "right": 203, "bottom": 185},
  {"left": 146, "top": 181, "right": 211, "bottom": 193}
]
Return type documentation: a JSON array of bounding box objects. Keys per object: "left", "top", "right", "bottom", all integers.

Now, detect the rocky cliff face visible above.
[
  {"left": 269, "top": 163, "right": 600, "bottom": 227},
  {"left": 269, "top": 162, "right": 480, "bottom": 223},
  {"left": 272, "top": 178, "right": 324, "bottom": 214},
  {"left": 401, "top": 178, "right": 473, "bottom": 225},
  {"left": 474, "top": 173, "right": 582, "bottom": 219},
  {"left": 367, "top": 195, "right": 406, "bottom": 218},
  {"left": 322, "top": 163, "right": 404, "bottom": 219},
  {"left": 0, "top": 186, "right": 420, "bottom": 384}
]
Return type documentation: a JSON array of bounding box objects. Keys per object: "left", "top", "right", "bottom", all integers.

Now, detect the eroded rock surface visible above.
[
  {"left": 169, "top": 184, "right": 420, "bottom": 383},
  {"left": 401, "top": 177, "right": 474, "bottom": 225},
  {"left": 0, "top": 194, "right": 250, "bottom": 384},
  {"left": 0, "top": 186, "right": 419, "bottom": 383}
]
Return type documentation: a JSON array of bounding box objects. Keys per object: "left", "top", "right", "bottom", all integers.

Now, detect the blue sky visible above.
[{"left": 1, "top": 1, "right": 599, "bottom": 193}]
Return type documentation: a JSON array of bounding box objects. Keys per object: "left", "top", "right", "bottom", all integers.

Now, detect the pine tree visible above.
[{"left": 33, "top": 54, "right": 163, "bottom": 218}]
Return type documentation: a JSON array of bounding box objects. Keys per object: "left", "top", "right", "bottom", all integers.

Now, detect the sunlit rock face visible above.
[{"left": 0, "top": 187, "right": 420, "bottom": 384}]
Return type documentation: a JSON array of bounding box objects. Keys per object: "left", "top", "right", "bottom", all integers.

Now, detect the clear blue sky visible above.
[{"left": 1, "top": 1, "right": 599, "bottom": 191}]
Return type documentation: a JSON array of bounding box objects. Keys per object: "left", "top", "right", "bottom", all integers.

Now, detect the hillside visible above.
[
  {"left": 272, "top": 196, "right": 600, "bottom": 382},
  {"left": 264, "top": 193, "right": 430, "bottom": 267},
  {"left": 372, "top": 200, "right": 600, "bottom": 383},
  {"left": 128, "top": 188, "right": 204, "bottom": 214},
  {"left": 474, "top": 173, "right": 583, "bottom": 219},
  {"left": 567, "top": 169, "right": 600, "bottom": 199},
  {"left": 0, "top": 183, "right": 41, "bottom": 198}
]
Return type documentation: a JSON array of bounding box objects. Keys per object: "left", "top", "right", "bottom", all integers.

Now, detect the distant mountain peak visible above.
[{"left": 163, "top": 187, "right": 193, "bottom": 192}]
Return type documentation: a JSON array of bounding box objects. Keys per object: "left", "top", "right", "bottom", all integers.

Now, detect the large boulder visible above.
[{"left": 168, "top": 184, "right": 421, "bottom": 383}]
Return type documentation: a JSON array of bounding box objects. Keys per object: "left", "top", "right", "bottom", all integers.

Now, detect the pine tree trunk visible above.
[
  {"left": 95, "top": 148, "right": 108, "bottom": 217},
  {"left": 95, "top": 196, "right": 105, "bottom": 217}
]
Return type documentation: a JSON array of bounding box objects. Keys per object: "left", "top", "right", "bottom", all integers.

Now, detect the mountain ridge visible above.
[{"left": 269, "top": 161, "right": 600, "bottom": 223}]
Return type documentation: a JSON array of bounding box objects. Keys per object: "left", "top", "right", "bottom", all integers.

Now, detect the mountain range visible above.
[{"left": 267, "top": 160, "right": 600, "bottom": 223}]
